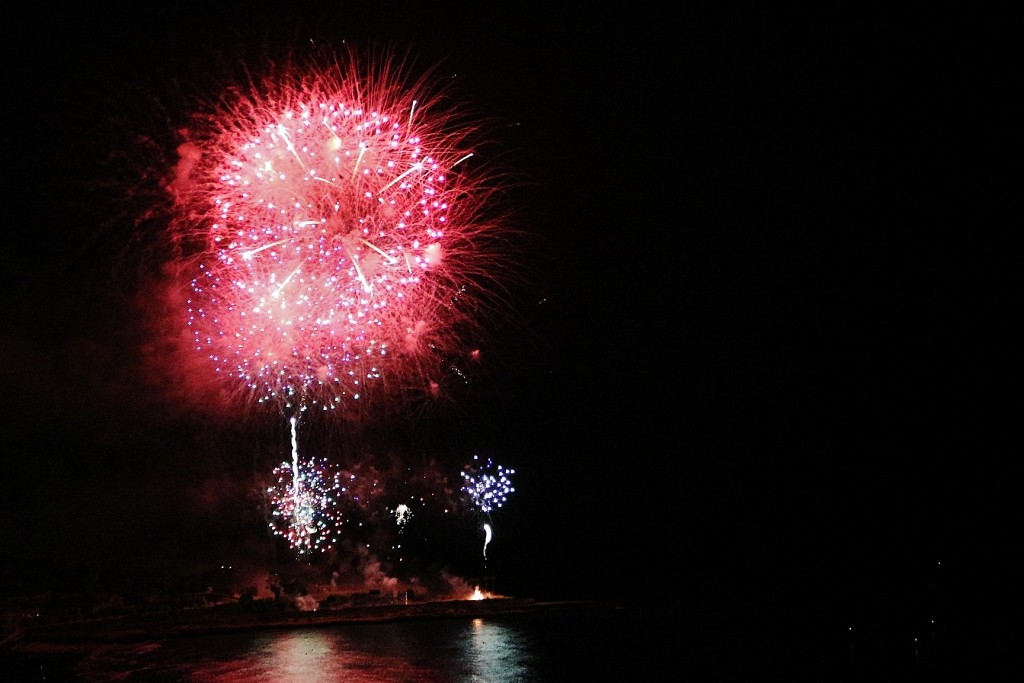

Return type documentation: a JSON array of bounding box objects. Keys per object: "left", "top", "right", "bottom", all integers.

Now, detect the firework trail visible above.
[{"left": 482, "top": 522, "right": 492, "bottom": 562}]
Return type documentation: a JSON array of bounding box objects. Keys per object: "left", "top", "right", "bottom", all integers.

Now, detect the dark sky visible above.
[{"left": 1, "top": 1, "right": 1017, "bottom": 657}]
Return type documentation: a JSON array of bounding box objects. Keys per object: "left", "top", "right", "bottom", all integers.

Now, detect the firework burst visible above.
[
  {"left": 266, "top": 454, "right": 345, "bottom": 555},
  {"left": 460, "top": 455, "right": 515, "bottom": 566},
  {"left": 165, "top": 49, "right": 520, "bottom": 418},
  {"left": 145, "top": 45, "right": 528, "bottom": 567},
  {"left": 461, "top": 455, "right": 516, "bottom": 514}
]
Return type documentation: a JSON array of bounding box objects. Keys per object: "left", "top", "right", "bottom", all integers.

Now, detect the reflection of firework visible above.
[
  {"left": 167, "top": 50, "right": 520, "bottom": 416},
  {"left": 461, "top": 455, "right": 516, "bottom": 514},
  {"left": 267, "top": 456, "right": 344, "bottom": 554}
]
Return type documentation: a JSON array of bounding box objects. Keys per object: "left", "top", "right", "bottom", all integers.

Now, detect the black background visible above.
[{"left": 2, "top": 2, "right": 1018, "bottom": 675}]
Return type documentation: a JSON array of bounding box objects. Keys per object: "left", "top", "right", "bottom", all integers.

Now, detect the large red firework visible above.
[{"left": 165, "top": 50, "right": 517, "bottom": 418}]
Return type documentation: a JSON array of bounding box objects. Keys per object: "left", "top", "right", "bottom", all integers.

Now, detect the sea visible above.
[
  {"left": 2, "top": 605, "right": 651, "bottom": 682},
  {"left": 3, "top": 597, "right": 1018, "bottom": 681}
]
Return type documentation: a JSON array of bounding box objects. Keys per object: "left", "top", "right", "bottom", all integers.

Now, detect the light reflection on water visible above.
[
  {"left": 74, "top": 609, "right": 632, "bottom": 682},
  {"left": 174, "top": 620, "right": 531, "bottom": 683},
  {"left": 183, "top": 627, "right": 444, "bottom": 682},
  {"left": 463, "top": 617, "right": 531, "bottom": 682}
]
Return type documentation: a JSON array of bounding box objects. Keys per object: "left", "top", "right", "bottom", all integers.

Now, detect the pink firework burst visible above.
[{"left": 166, "top": 49, "right": 519, "bottom": 416}]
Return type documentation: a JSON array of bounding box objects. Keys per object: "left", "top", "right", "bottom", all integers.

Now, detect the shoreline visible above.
[{"left": 5, "top": 597, "right": 620, "bottom": 652}]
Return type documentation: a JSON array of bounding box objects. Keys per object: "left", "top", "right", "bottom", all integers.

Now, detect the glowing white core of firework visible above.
[
  {"left": 395, "top": 503, "right": 412, "bottom": 528},
  {"left": 482, "top": 522, "right": 492, "bottom": 560}
]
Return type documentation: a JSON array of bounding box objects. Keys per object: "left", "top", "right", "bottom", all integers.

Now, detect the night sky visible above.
[{"left": 2, "top": 2, "right": 1018, "bottom": 669}]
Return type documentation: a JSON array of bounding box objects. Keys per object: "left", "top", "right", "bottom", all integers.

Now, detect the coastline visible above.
[{"left": 5, "top": 597, "right": 619, "bottom": 652}]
